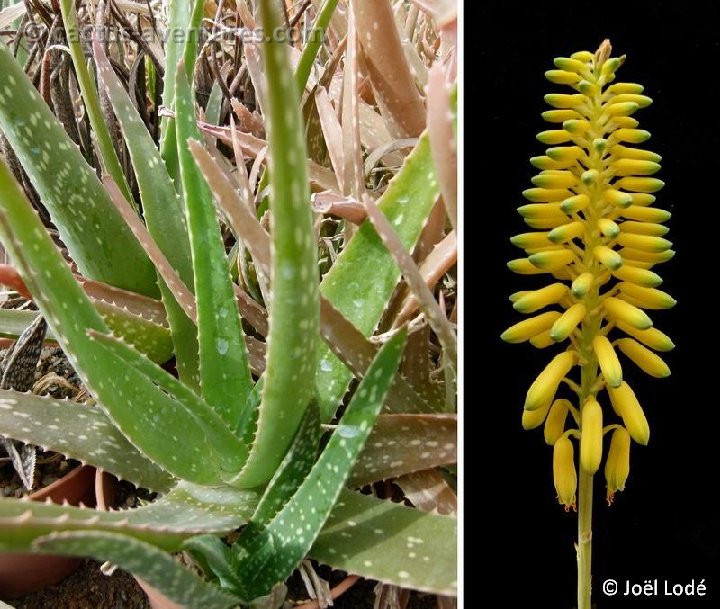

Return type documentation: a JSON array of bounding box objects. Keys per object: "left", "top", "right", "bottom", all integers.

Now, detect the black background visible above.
[{"left": 472, "top": 2, "right": 720, "bottom": 607}]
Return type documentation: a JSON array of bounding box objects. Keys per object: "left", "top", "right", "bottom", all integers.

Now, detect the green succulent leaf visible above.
[
  {"left": 176, "top": 64, "right": 254, "bottom": 430},
  {"left": 34, "top": 532, "right": 240, "bottom": 609},
  {"left": 93, "top": 38, "right": 199, "bottom": 388},
  {"left": 0, "top": 43, "right": 157, "bottom": 296},
  {"left": 87, "top": 330, "right": 249, "bottom": 479},
  {"left": 0, "top": 390, "right": 173, "bottom": 491},
  {"left": 232, "top": 331, "right": 406, "bottom": 600},
  {"left": 310, "top": 489, "right": 457, "bottom": 596},
  {"left": 233, "top": 0, "right": 320, "bottom": 489},
  {"left": 317, "top": 135, "right": 441, "bottom": 420},
  {"left": 0, "top": 159, "right": 231, "bottom": 486},
  {"left": 294, "top": 0, "right": 339, "bottom": 94}
]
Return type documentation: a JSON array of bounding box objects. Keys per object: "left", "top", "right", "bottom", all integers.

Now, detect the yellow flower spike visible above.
[
  {"left": 548, "top": 221, "right": 584, "bottom": 243},
  {"left": 614, "top": 321, "right": 675, "bottom": 352},
  {"left": 513, "top": 283, "right": 568, "bottom": 313},
  {"left": 611, "top": 146, "right": 662, "bottom": 163},
  {"left": 615, "top": 176, "right": 665, "bottom": 193},
  {"left": 605, "top": 427, "right": 631, "bottom": 503},
  {"left": 580, "top": 399, "right": 603, "bottom": 474},
  {"left": 553, "top": 435, "right": 577, "bottom": 509},
  {"left": 617, "top": 283, "right": 677, "bottom": 309},
  {"left": 501, "top": 310, "right": 562, "bottom": 344},
  {"left": 531, "top": 171, "right": 579, "bottom": 189},
  {"left": 550, "top": 303, "right": 586, "bottom": 342},
  {"left": 545, "top": 69, "right": 582, "bottom": 85},
  {"left": 571, "top": 272, "right": 594, "bottom": 297},
  {"left": 541, "top": 109, "right": 583, "bottom": 123},
  {"left": 598, "top": 218, "right": 620, "bottom": 239},
  {"left": 607, "top": 382, "right": 651, "bottom": 445},
  {"left": 611, "top": 128, "right": 652, "bottom": 144},
  {"left": 529, "top": 249, "right": 576, "bottom": 270},
  {"left": 612, "top": 265, "right": 663, "bottom": 288},
  {"left": 603, "top": 189, "right": 634, "bottom": 208},
  {"left": 522, "top": 398, "right": 554, "bottom": 430},
  {"left": 619, "top": 247, "right": 675, "bottom": 264},
  {"left": 524, "top": 351, "right": 575, "bottom": 411},
  {"left": 615, "top": 338, "right": 671, "bottom": 378},
  {"left": 616, "top": 233, "right": 672, "bottom": 252},
  {"left": 612, "top": 158, "right": 661, "bottom": 176},
  {"left": 561, "top": 194, "right": 590, "bottom": 213},
  {"left": 506, "top": 43, "right": 673, "bottom": 609},
  {"left": 592, "top": 335, "right": 623, "bottom": 388},
  {"left": 545, "top": 399, "right": 571, "bottom": 445},
  {"left": 594, "top": 245, "right": 623, "bottom": 270},
  {"left": 603, "top": 297, "right": 653, "bottom": 329}
]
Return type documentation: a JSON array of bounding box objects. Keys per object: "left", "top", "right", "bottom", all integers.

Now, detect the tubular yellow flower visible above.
[
  {"left": 592, "top": 335, "right": 623, "bottom": 388},
  {"left": 615, "top": 338, "right": 671, "bottom": 378},
  {"left": 607, "top": 382, "right": 650, "bottom": 445},
  {"left": 505, "top": 43, "right": 673, "bottom": 609},
  {"left": 605, "top": 427, "right": 631, "bottom": 504},
  {"left": 580, "top": 398, "right": 603, "bottom": 474},
  {"left": 553, "top": 435, "right": 577, "bottom": 509},
  {"left": 544, "top": 399, "right": 571, "bottom": 445},
  {"left": 550, "top": 303, "right": 586, "bottom": 342},
  {"left": 524, "top": 351, "right": 575, "bottom": 411}
]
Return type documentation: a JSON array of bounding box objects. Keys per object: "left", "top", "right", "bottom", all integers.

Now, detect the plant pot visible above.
[{"left": 0, "top": 465, "right": 115, "bottom": 598}]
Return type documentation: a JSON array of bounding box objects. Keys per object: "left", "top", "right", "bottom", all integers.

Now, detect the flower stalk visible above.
[{"left": 503, "top": 40, "right": 674, "bottom": 609}]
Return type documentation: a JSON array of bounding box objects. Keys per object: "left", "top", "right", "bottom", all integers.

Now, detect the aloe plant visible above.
[{"left": 0, "top": 0, "right": 457, "bottom": 605}]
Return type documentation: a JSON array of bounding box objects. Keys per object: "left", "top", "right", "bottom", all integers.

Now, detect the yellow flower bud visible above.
[
  {"left": 607, "top": 382, "right": 650, "bottom": 445},
  {"left": 525, "top": 216, "right": 572, "bottom": 229},
  {"left": 560, "top": 194, "right": 589, "bottom": 213},
  {"left": 606, "top": 82, "right": 644, "bottom": 94},
  {"left": 529, "top": 249, "right": 575, "bottom": 270},
  {"left": 545, "top": 69, "right": 582, "bottom": 85},
  {"left": 501, "top": 311, "right": 562, "bottom": 344},
  {"left": 612, "top": 265, "right": 662, "bottom": 288},
  {"left": 525, "top": 351, "right": 575, "bottom": 411},
  {"left": 571, "top": 273, "right": 594, "bottom": 298},
  {"left": 513, "top": 283, "right": 568, "bottom": 313},
  {"left": 510, "top": 232, "right": 554, "bottom": 250},
  {"left": 619, "top": 221, "right": 669, "bottom": 237},
  {"left": 536, "top": 130, "right": 573, "bottom": 145},
  {"left": 553, "top": 435, "right": 577, "bottom": 509},
  {"left": 592, "top": 335, "right": 623, "bottom": 388},
  {"left": 605, "top": 427, "right": 631, "bottom": 503},
  {"left": 546, "top": 146, "right": 585, "bottom": 162},
  {"left": 522, "top": 398, "right": 554, "bottom": 430},
  {"left": 611, "top": 129, "right": 651, "bottom": 144},
  {"left": 611, "top": 145, "right": 661, "bottom": 163},
  {"left": 603, "top": 297, "right": 653, "bottom": 329},
  {"left": 532, "top": 170, "right": 578, "bottom": 188},
  {"left": 614, "top": 321, "right": 674, "bottom": 352},
  {"left": 617, "top": 283, "right": 676, "bottom": 309},
  {"left": 614, "top": 176, "right": 665, "bottom": 193},
  {"left": 610, "top": 93, "right": 652, "bottom": 108},
  {"left": 598, "top": 218, "right": 620, "bottom": 238},
  {"left": 570, "top": 50, "right": 593, "bottom": 62},
  {"left": 605, "top": 101, "right": 638, "bottom": 116},
  {"left": 508, "top": 258, "right": 547, "bottom": 275},
  {"left": 580, "top": 398, "right": 603, "bottom": 474},
  {"left": 518, "top": 202, "right": 566, "bottom": 218},
  {"left": 615, "top": 338, "right": 671, "bottom": 378},
  {"left": 562, "top": 119, "right": 590, "bottom": 134},
  {"left": 550, "top": 303, "right": 586, "bottom": 342},
  {"left": 541, "top": 109, "right": 583, "bottom": 123},
  {"left": 544, "top": 93, "right": 587, "bottom": 108},
  {"left": 603, "top": 189, "right": 633, "bottom": 208},
  {"left": 529, "top": 330, "right": 555, "bottom": 349},
  {"left": 612, "top": 158, "right": 661, "bottom": 176},
  {"left": 554, "top": 57, "right": 590, "bottom": 73},
  {"left": 548, "top": 221, "right": 585, "bottom": 243},
  {"left": 616, "top": 233, "right": 672, "bottom": 252},
  {"left": 522, "top": 188, "right": 574, "bottom": 202},
  {"left": 594, "top": 245, "right": 623, "bottom": 270},
  {"left": 545, "top": 399, "right": 571, "bottom": 445},
  {"left": 620, "top": 247, "right": 675, "bottom": 264}
]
